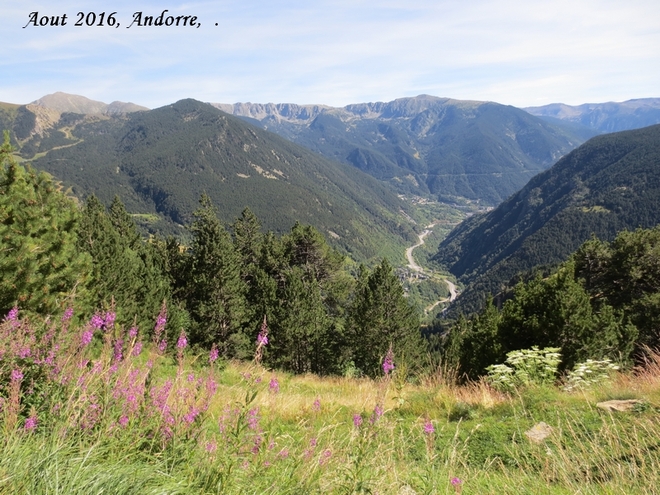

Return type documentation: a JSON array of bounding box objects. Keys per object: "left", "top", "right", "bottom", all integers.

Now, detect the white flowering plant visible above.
[
  {"left": 562, "top": 358, "right": 620, "bottom": 392},
  {"left": 486, "top": 347, "right": 562, "bottom": 392}
]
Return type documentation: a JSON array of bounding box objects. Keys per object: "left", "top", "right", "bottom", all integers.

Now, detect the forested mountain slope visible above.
[
  {"left": 215, "top": 95, "right": 593, "bottom": 204},
  {"left": 434, "top": 124, "right": 660, "bottom": 314},
  {"left": 12, "top": 98, "right": 415, "bottom": 261}
]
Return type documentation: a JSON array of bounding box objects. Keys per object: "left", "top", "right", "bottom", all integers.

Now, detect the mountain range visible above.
[
  {"left": 2, "top": 97, "right": 416, "bottom": 262},
  {"left": 525, "top": 98, "right": 660, "bottom": 134},
  {"left": 213, "top": 95, "right": 595, "bottom": 205}
]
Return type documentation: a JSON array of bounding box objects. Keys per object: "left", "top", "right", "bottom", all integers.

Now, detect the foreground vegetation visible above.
[{"left": 1, "top": 308, "right": 659, "bottom": 494}]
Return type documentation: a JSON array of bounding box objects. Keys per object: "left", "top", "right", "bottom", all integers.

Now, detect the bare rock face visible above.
[
  {"left": 596, "top": 399, "right": 644, "bottom": 412},
  {"left": 525, "top": 422, "right": 553, "bottom": 444}
]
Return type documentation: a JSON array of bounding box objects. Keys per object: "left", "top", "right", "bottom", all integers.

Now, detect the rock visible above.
[
  {"left": 525, "top": 422, "right": 553, "bottom": 443},
  {"left": 596, "top": 399, "right": 643, "bottom": 412}
]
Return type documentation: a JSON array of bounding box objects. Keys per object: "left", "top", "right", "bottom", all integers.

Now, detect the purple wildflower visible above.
[
  {"left": 209, "top": 344, "right": 219, "bottom": 364},
  {"left": 206, "top": 441, "right": 217, "bottom": 453},
  {"left": 11, "top": 369, "right": 23, "bottom": 382},
  {"left": 309, "top": 437, "right": 318, "bottom": 447},
  {"left": 319, "top": 449, "right": 332, "bottom": 466},
  {"left": 128, "top": 326, "right": 138, "bottom": 339},
  {"left": 104, "top": 311, "right": 116, "bottom": 330},
  {"left": 90, "top": 314, "right": 104, "bottom": 329},
  {"left": 269, "top": 376, "right": 280, "bottom": 394},
  {"left": 113, "top": 338, "right": 124, "bottom": 362},
  {"left": 353, "top": 414, "right": 363, "bottom": 428},
  {"left": 158, "top": 339, "right": 167, "bottom": 353},
  {"left": 257, "top": 330, "right": 268, "bottom": 346},
  {"left": 370, "top": 404, "right": 384, "bottom": 424},
  {"left": 247, "top": 408, "right": 260, "bottom": 430},
  {"left": 132, "top": 341, "right": 143, "bottom": 357},
  {"left": 278, "top": 448, "right": 289, "bottom": 459},
  {"left": 382, "top": 347, "right": 395, "bottom": 376},
  {"left": 118, "top": 415, "right": 129, "bottom": 428},
  {"left": 62, "top": 307, "right": 73, "bottom": 322},
  {"left": 81, "top": 329, "right": 93, "bottom": 347},
  {"left": 5, "top": 306, "right": 18, "bottom": 322},
  {"left": 312, "top": 398, "right": 321, "bottom": 412},
  {"left": 177, "top": 330, "right": 187, "bottom": 350},
  {"left": 423, "top": 419, "right": 435, "bottom": 435},
  {"left": 24, "top": 415, "right": 38, "bottom": 432}
]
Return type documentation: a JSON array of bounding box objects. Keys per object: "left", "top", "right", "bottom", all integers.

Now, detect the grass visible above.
[{"left": 1, "top": 311, "right": 660, "bottom": 494}]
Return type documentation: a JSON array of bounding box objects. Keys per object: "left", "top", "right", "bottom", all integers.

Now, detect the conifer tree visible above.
[
  {"left": 187, "top": 194, "right": 248, "bottom": 356},
  {"left": 77, "top": 194, "right": 169, "bottom": 329},
  {"left": 0, "top": 131, "right": 90, "bottom": 315},
  {"left": 348, "top": 259, "right": 423, "bottom": 377}
]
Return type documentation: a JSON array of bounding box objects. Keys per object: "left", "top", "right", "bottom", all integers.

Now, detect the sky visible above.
[{"left": 2, "top": 0, "right": 659, "bottom": 109}]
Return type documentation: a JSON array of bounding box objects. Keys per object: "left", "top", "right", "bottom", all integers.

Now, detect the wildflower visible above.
[
  {"left": 382, "top": 347, "right": 395, "bottom": 376},
  {"left": 11, "top": 369, "right": 23, "bottom": 382},
  {"left": 209, "top": 344, "right": 219, "bottom": 364},
  {"left": 247, "top": 408, "right": 260, "bottom": 430},
  {"left": 176, "top": 330, "right": 187, "bottom": 350},
  {"left": 104, "top": 311, "right": 116, "bottom": 330},
  {"left": 206, "top": 441, "right": 217, "bottom": 453},
  {"left": 319, "top": 449, "right": 332, "bottom": 465},
  {"left": 128, "top": 326, "right": 138, "bottom": 339},
  {"left": 5, "top": 306, "right": 18, "bottom": 322},
  {"left": 269, "top": 376, "right": 280, "bottom": 394},
  {"left": 24, "top": 415, "right": 38, "bottom": 432},
  {"left": 187, "top": 373, "right": 195, "bottom": 382},
  {"left": 132, "top": 341, "right": 143, "bottom": 357},
  {"left": 62, "top": 307, "right": 73, "bottom": 322},
  {"left": 312, "top": 398, "right": 321, "bottom": 412},
  {"left": 423, "top": 418, "right": 435, "bottom": 435},
  {"left": 278, "top": 448, "right": 289, "bottom": 459},
  {"left": 451, "top": 477, "right": 463, "bottom": 493},
  {"left": 353, "top": 414, "right": 363, "bottom": 428},
  {"left": 118, "top": 415, "right": 129, "bottom": 428},
  {"left": 309, "top": 437, "right": 318, "bottom": 447},
  {"left": 113, "top": 338, "right": 124, "bottom": 361},
  {"left": 158, "top": 339, "right": 167, "bottom": 353},
  {"left": 81, "top": 329, "right": 93, "bottom": 347},
  {"left": 370, "top": 404, "right": 384, "bottom": 424},
  {"left": 254, "top": 315, "right": 269, "bottom": 364},
  {"left": 90, "top": 314, "right": 104, "bottom": 329}
]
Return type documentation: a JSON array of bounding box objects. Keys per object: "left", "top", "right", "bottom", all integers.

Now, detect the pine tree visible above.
[
  {"left": 187, "top": 194, "right": 248, "bottom": 355},
  {"left": 0, "top": 131, "right": 91, "bottom": 315},
  {"left": 77, "top": 194, "right": 169, "bottom": 329},
  {"left": 348, "top": 259, "right": 423, "bottom": 377}
]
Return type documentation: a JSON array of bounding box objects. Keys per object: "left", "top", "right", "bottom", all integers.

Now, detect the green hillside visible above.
[
  {"left": 23, "top": 99, "right": 415, "bottom": 262},
  {"left": 434, "top": 124, "right": 660, "bottom": 314}
]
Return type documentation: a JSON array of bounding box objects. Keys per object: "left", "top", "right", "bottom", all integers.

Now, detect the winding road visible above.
[{"left": 405, "top": 224, "right": 458, "bottom": 312}]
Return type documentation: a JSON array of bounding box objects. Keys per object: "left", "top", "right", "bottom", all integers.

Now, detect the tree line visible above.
[{"left": 1, "top": 132, "right": 422, "bottom": 377}]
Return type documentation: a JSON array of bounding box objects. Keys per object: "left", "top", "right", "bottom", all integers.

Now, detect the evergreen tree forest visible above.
[
  {"left": 440, "top": 227, "right": 660, "bottom": 379},
  {"left": 1, "top": 133, "right": 422, "bottom": 377}
]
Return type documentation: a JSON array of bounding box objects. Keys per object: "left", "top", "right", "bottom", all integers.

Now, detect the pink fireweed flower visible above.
[
  {"left": 209, "top": 344, "right": 219, "bottom": 364},
  {"left": 312, "top": 398, "right": 321, "bottom": 412},
  {"left": 158, "top": 339, "right": 167, "bottom": 353},
  {"left": 5, "top": 306, "right": 18, "bottom": 322},
  {"left": 176, "top": 330, "right": 187, "bottom": 350},
  {"left": 247, "top": 408, "right": 260, "bottom": 430},
  {"left": 132, "top": 341, "right": 143, "bottom": 357},
  {"left": 451, "top": 477, "right": 463, "bottom": 493},
  {"left": 319, "top": 449, "right": 332, "bottom": 466},
  {"left": 81, "top": 329, "right": 93, "bottom": 347},
  {"left": 370, "top": 404, "right": 384, "bottom": 424},
  {"left": 353, "top": 414, "right": 363, "bottom": 428},
  {"left": 128, "top": 326, "right": 138, "bottom": 339},
  {"left": 104, "top": 311, "right": 116, "bottom": 330},
  {"left": 11, "top": 369, "right": 23, "bottom": 382},
  {"left": 382, "top": 347, "right": 395, "bottom": 376},
  {"left": 61, "top": 307, "right": 73, "bottom": 322},
  {"left": 90, "top": 314, "right": 104, "bottom": 329},
  {"left": 24, "top": 415, "right": 38, "bottom": 432},
  {"left": 206, "top": 441, "right": 217, "bottom": 453},
  {"left": 423, "top": 419, "right": 435, "bottom": 435},
  {"left": 269, "top": 376, "right": 280, "bottom": 394},
  {"left": 118, "top": 415, "right": 129, "bottom": 428},
  {"left": 113, "top": 338, "right": 124, "bottom": 361}
]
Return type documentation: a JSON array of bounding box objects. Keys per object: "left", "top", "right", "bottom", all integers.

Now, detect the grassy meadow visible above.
[{"left": 1, "top": 308, "right": 659, "bottom": 495}]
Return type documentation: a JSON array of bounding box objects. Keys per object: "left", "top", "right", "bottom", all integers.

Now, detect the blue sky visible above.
[{"left": 2, "top": 0, "right": 659, "bottom": 108}]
